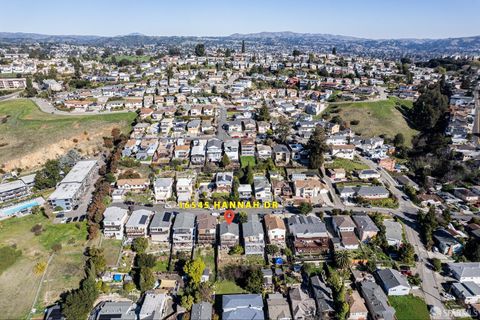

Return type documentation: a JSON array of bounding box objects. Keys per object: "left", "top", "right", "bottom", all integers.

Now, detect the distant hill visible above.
[{"left": 0, "top": 31, "right": 479, "bottom": 57}]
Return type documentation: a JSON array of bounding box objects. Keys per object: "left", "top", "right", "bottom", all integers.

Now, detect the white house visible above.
[
  {"left": 376, "top": 269, "right": 411, "bottom": 296},
  {"left": 154, "top": 178, "right": 174, "bottom": 202},
  {"left": 102, "top": 206, "right": 129, "bottom": 240}
]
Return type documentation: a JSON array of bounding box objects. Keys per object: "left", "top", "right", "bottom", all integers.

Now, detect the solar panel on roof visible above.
[
  {"left": 139, "top": 215, "right": 148, "bottom": 225},
  {"left": 163, "top": 212, "right": 172, "bottom": 222}
]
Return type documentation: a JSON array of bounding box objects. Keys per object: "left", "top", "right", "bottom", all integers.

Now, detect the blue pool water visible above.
[{"left": 0, "top": 199, "right": 42, "bottom": 216}]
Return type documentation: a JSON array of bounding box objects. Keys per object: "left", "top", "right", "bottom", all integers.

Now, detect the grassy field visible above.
[
  {"left": 0, "top": 214, "right": 89, "bottom": 319},
  {"left": 0, "top": 99, "right": 136, "bottom": 170},
  {"left": 110, "top": 55, "right": 151, "bottom": 63},
  {"left": 100, "top": 239, "right": 123, "bottom": 267},
  {"left": 327, "top": 98, "right": 417, "bottom": 146},
  {"left": 214, "top": 280, "right": 246, "bottom": 295},
  {"left": 389, "top": 295, "right": 430, "bottom": 320},
  {"left": 240, "top": 156, "right": 256, "bottom": 168},
  {"left": 325, "top": 157, "right": 369, "bottom": 172}
]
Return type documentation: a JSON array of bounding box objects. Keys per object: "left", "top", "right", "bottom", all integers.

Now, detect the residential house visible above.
[
  {"left": 289, "top": 286, "right": 316, "bottom": 320},
  {"left": 117, "top": 178, "right": 150, "bottom": 192},
  {"left": 224, "top": 140, "right": 240, "bottom": 162},
  {"left": 238, "top": 184, "right": 252, "bottom": 200},
  {"left": 216, "top": 172, "right": 234, "bottom": 193},
  {"left": 433, "top": 228, "right": 463, "bottom": 256},
  {"left": 288, "top": 215, "right": 330, "bottom": 257},
  {"left": 174, "top": 144, "right": 190, "bottom": 160},
  {"left": 139, "top": 292, "right": 167, "bottom": 320},
  {"left": 266, "top": 293, "right": 292, "bottom": 320},
  {"left": 102, "top": 206, "right": 129, "bottom": 240},
  {"left": 310, "top": 276, "right": 334, "bottom": 319},
  {"left": 454, "top": 188, "right": 479, "bottom": 203},
  {"left": 357, "top": 169, "right": 381, "bottom": 180},
  {"left": 384, "top": 220, "right": 403, "bottom": 247},
  {"left": 222, "top": 294, "right": 264, "bottom": 320},
  {"left": 347, "top": 290, "right": 368, "bottom": 320},
  {"left": 330, "top": 145, "right": 355, "bottom": 160},
  {"left": 256, "top": 144, "right": 273, "bottom": 160},
  {"left": 243, "top": 214, "right": 265, "bottom": 255},
  {"left": 360, "top": 281, "right": 395, "bottom": 320},
  {"left": 448, "top": 262, "right": 480, "bottom": 284},
  {"left": 241, "top": 138, "right": 256, "bottom": 156},
  {"left": 149, "top": 211, "right": 173, "bottom": 244},
  {"left": 352, "top": 215, "right": 379, "bottom": 242},
  {"left": 451, "top": 282, "right": 480, "bottom": 304},
  {"left": 153, "top": 178, "right": 174, "bottom": 203},
  {"left": 375, "top": 268, "right": 411, "bottom": 296},
  {"left": 196, "top": 213, "right": 217, "bottom": 245},
  {"left": 172, "top": 212, "right": 196, "bottom": 252},
  {"left": 264, "top": 214, "right": 286, "bottom": 247},
  {"left": 206, "top": 138, "right": 223, "bottom": 163},
  {"left": 219, "top": 222, "right": 240, "bottom": 251},
  {"left": 191, "top": 302, "right": 212, "bottom": 320},
  {"left": 327, "top": 168, "right": 346, "bottom": 181},
  {"left": 95, "top": 301, "right": 136, "bottom": 320},
  {"left": 273, "top": 144, "right": 291, "bottom": 165},
  {"left": 176, "top": 177, "right": 193, "bottom": 203},
  {"left": 254, "top": 176, "right": 273, "bottom": 202},
  {"left": 125, "top": 209, "right": 153, "bottom": 239},
  {"left": 293, "top": 178, "right": 327, "bottom": 202}
]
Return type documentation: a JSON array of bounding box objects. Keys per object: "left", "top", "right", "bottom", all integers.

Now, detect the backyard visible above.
[
  {"left": 0, "top": 214, "right": 89, "bottom": 319},
  {"left": 388, "top": 295, "right": 430, "bottom": 320}
]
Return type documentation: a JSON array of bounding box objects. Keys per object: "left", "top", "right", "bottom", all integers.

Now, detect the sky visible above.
[{"left": 1, "top": 0, "right": 480, "bottom": 39}]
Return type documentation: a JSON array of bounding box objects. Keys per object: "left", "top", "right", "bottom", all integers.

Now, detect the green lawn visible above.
[
  {"left": 101, "top": 239, "right": 123, "bottom": 267},
  {"left": 0, "top": 214, "right": 89, "bottom": 319},
  {"left": 327, "top": 97, "right": 417, "bottom": 146},
  {"left": 240, "top": 156, "right": 256, "bottom": 168},
  {"left": 214, "top": 280, "right": 246, "bottom": 295},
  {"left": 325, "top": 157, "right": 369, "bottom": 172},
  {"left": 389, "top": 295, "right": 430, "bottom": 320},
  {"left": 0, "top": 99, "right": 135, "bottom": 170},
  {"left": 110, "top": 55, "right": 151, "bottom": 63}
]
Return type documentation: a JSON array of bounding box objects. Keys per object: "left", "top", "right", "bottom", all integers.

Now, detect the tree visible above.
[
  {"left": 399, "top": 243, "right": 415, "bottom": 264},
  {"left": 238, "top": 211, "right": 248, "bottom": 223},
  {"left": 275, "top": 116, "right": 290, "bottom": 143},
  {"left": 410, "top": 84, "right": 448, "bottom": 132},
  {"left": 432, "top": 258, "right": 442, "bottom": 272},
  {"left": 393, "top": 133, "right": 405, "bottom": 147},
  {"left": 265, "top": 244, "right": 279, "bottom": 255},
  {"left": 334, "top": 250, "right": 351, "bottom": 270},
  {"left": 332, "top": 47, "right": 337, "bottom": 55},
  {"left": 24, "top": 76, "right": 37, "bottom": 97},
  {"left": 298, "top": 202, "right": 313, "bottom": 215},
  {"left": 241, "top": 40, "right": 245, "bottom": 54},
  {"left": 136, "top": 253, "right": 157, "bottom": 269},
  {"left": 86, "top": 247, "right": 106, "bottom": 275},
  {"left": 307, "top": 126, "right": 328, "bottom": 170},
  {"left": 229, "top": 244, "right": 244, "bottom": 255},
  {"left": 366, "top": 259, "right": 377, "bottom": 273},
  {"left": 292, "top": 49, "right": 301, "bottom": 57},
  {"left": 221, "top": 153, "right": 231, "bottom": 168},
  {"left": 34, "top": 261, "right": 47, "bottom": 275},
  {"left": 244, "top": 165, "right": 254, "bottom": 185},
  {"left": 183, "top": 258, "right": 206, "bottom": 286},
  {"left": 34, "top": 159, "right": 62, "bottom": 189},
  {"left": 245, "top": 268, "right": 263, "bottom": 293},
  {"left": 464, "top": 238, "right": 480, "bottom": 262},
  {"left": 195, "top": 43, "right": 205, "bottom": 57},
  {"left": 138, "top": 267, "right": 156, "bottom": 292},
  {"left": 180, "top": 294, "right": 194, "bottom": 310},
  {"left": 131, "top": 237, "right": 148, "bottom": 253},
  {"left": 257, "top": 102, "right": 270, "bottom": 121}
]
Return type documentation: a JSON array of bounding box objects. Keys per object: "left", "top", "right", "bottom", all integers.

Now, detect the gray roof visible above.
[
  {"left": 360, "top": 281, "right": 395, "bottom": 320},
  {"left": 356, "top": 185, "right": 389, "bottom": 197},
  {"left": 139, "top": 292, "right": 167, "bottom": 319},
  {"left": 243, "top": 214, "right": 263, "bottom": 237},
  {"left": 452, "top": 282, "right": 480, "bottom": 298},
  {"left": 96, "top": 301, "right": 136, "bottom": 320},
  {"left": 103, "top": 206, "right": 129, "bottom": 223},
  {"left": 266, "top": 294, "right": 292, "bottom": 320},
  {"left": 448, "top": 262, "right": 480, "bottom": 279},
  {"left": 310, "top": 276, "right": 334, "bottom": 313},
  {"left": 154, "top": 177, "right": 173, "bottom": 188},
  {"left": 0, "top": 180, "right": 26, "bottom": 194},
  {"left": 287, "top": 215, "right": 327, "bottom": 237},
  {"left": 376, "top": 268, "right": 410, "bottom": 291},
  {"left": 150, "top": 211, "right": 173, "bottom": 229},
  {"left": 219, "top": 221, "right": 239, "bottom": 236},
  {"left": 434, "top": 228, "right": 461, "bottom": 246},
  {"left": 191, "top": 301, "right": 212, "bottom": 320},
  {"left": 173, "top": 212, "right": 195, "bottom": 229},
  {"left": 61, "top": 160, "right": 97, "bottom": 184},
  {"left": 352, "top": 215, "right": 380, "bottom": 233},
  {"left": 206, "top": 138, "right": 222, "bottom": 149},
  {"left": 222, "top": 294, "right": 264, "bottom": 320},
  {"left": 126, "top": 209, "right": 153, "bottom": 228},
  {"left": 273, "top": 144, "right": 290, "bottom": 153},
  {"left": 384, "top": 220, "right": 403, "bottom": 242}
]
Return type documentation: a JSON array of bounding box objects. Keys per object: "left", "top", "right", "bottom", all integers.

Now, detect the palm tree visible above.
[{"left": 334, "top": 250, "right": 351, "bottom": 270}]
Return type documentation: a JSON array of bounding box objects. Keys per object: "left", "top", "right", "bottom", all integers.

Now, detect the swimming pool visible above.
[{"left": 0, "top": 197, "right": 45, "bottom": 218}]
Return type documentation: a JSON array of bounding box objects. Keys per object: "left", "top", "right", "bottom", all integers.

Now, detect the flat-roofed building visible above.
[
  {"left": 149, "top": 211, "right": 173, "bottom": 243},
  {"left": 125, "top": 209, "right": 153, "bottom": 239},
  {"left": 48, "top": 160, "right": 97, "bottom": 211},
  {"left": 103, "top": 206, "right": 129, "bottom": 240}
]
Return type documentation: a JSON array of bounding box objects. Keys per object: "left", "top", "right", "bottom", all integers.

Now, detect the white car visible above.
[{"left": 211, "top": 212, "right": 220, "bottom": 217}]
